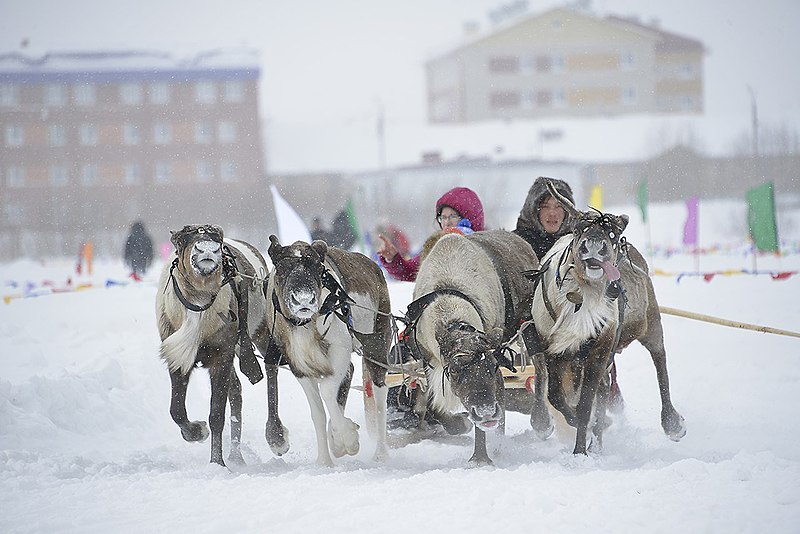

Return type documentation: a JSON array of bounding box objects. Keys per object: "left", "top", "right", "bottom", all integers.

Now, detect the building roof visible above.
[
  {"left": 427, "top": 7, "right": 703, "bottom": 63},
  {"left": 0, "top": 48, "right": 260, "bottom": 83}
]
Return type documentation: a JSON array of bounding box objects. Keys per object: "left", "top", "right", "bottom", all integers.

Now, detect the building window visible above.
[
  {"left": 490, "top": 91, "right": 521, "bottom": 109},
  {"left": 5, "top": 124, "right": 24, "bottom": 146},
  {"left": 79, "top": 123, "right": 98, "bottom": 146},
  {"left": 553, "top": 88, "right": 567, "bottom": 108},
  {"left": 6, "top": 166, "right": 26, "bottom": 188},
  {"left": 223, "top": 81, "right": 244, "bottom": 103},
  {"left": 49, "top": 124, "right": 66, "bottom": 146},
  {"left": 0, "top": 84, "right": 19, "bottom": 106},
  {"left": 149, "top": 83, "right": 170, "bottom": 104},
  {"left": 4, "top": 203, "right": 24, "bottom": 224},
  {"left": 220, "top": 161, "right": 237, "bottom": 182},
  {"left": 73, "top": 84, "right": 96, "bottom": 106},
  {"left": 194, "top": 121, "right": 213, "bottom": 144},
  {"left": 217, "top": 121, "right": 237, "bottom": 144},
  {"left": 153, "top": 122, "right": 172, "bottom": 145},
  {"left": 44, "top": 84, "right": 66, "bottom": 107},
  {"left": 154, "top": 162, "right": 172, "bottom": 183},
  {"left": 49, "top": 164, "right": 69, "bottom": 187},
  {"left": 123, "top": 122, "right": 141, "bottom": 145},
  {"left": 194, "top": 82, "right": 216, "bottom": 104},
  {"left": 124, "top": 163, "right": 142, "bottom": 185},
  {"left": 535, "top": 56, "right": 552, "bottom": 72},
  {"left": 488, "top": 56, "right": 519, "bottom": 74},
  {"left": 536, "top": 90, "right": 553, "bottom": 107},
  {"left": 620, "top": 52, "right": 636, "bottom": 71},
  {"left": 80, "top": 163, "right": 98, "bottom": 185},
  {"left": 679, "top": 63, "right": 697, "bottom": 79},
  {"left": 522, "top": 91, "right": 536, "bottom": 109},
  {"left": 196, "top": 161, "right": 214, "bottom": 182},
  {"left": 552, "top": 55, "right": 566, "bottom": 73},
  {"left": 622, "top": 87, "right": 637, "bottom": 105},
  {"left": 120, "top": 83, "right": 143, "bottom": 105}
]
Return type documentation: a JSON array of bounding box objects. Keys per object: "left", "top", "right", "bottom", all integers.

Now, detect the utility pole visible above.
[
  {"left": 748, "top": 85, "right": 759, "bottom": 157},
  {"left": 376, "top": 99, "right": 386, "bottom": 170}
]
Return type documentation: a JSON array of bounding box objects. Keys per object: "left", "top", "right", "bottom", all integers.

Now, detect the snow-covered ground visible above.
[{"left": 2, "top": 210, "right": 799, "bottom": 533}]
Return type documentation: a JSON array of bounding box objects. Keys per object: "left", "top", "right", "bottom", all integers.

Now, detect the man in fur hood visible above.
[{"left": 513, "top": 176, "right": 575, "bottom": 260}]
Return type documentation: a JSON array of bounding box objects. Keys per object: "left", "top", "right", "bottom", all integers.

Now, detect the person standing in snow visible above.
[
  {"left": 513, "top": 176, "right": 624, "bottom": 409},
  {"left": 124, "top": 220, "right": 154, "bottom": 280},
  {"left": 376, "top": 186, "right": 485, "bottom": 282}
]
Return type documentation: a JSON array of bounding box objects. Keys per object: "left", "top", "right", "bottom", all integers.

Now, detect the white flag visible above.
[{"left": 269, "top": 185, "right": 312, "bottom": 245}]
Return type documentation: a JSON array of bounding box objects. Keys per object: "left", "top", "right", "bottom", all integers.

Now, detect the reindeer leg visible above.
[
  {"left": 573, "top": 354, "right": 605, "bottom": 455},
  {"left": 263, "top": 341, "right": 289, "bottom": 456},
  {"left": 321, "top": 359, "right": 360, "bottom": 459},
  {"left": 226, "top": 368, "right": 245, "bottom": 466},
  {"left": 641, "top": 327, "right": 686, "bottom": 441},
  {"left": 468, "top": 426, "right": 492, "bottom": 466},
  {"left": 545, "top": 359, "right": 577, "bottom": 427},
  {"left": 208, "top": 356, "right": 234, "bottom": 466},
  {"left": 298, "top": 377, "right": 334, "bottom": 467},
  {"left": 169, "top": 368, "right": 209, "bottom": 443},
  {"left": 523, "top": 325, "right": 554, "bottom": 438},
  {"left": 589, "top": 366, "right": 611, "bottom": 454}
]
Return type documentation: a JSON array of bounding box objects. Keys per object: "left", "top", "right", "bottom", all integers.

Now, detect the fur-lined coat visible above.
[{"left": 513, "top": 177, "right": 575, "bottom": 260}]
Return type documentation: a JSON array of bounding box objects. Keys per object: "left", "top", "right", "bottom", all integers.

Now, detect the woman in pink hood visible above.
[{"left": 376, "top": 187, "right": 484, "bottom": 281}]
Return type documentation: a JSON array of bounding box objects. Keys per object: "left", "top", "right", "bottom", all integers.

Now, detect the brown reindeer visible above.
[
  {"left": 266, "top": 236, "right": 392, "bottom": 466},
  {"left": 156, "top": 224, "right": 288, "bottom": 466},
  {"left": 523, "top": 181, "right": 686, "bottom": 454}
]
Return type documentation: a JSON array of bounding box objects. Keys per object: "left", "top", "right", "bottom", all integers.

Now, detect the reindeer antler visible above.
[{"left": 545, "top": 179, "right": 580, "bottom": 219}]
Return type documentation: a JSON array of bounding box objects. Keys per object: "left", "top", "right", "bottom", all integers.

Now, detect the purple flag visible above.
[{"left": 683, "top": 196, "right": 699, "bottom": 247}]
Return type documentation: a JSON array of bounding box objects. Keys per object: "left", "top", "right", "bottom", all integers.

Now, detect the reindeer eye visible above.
[{"left": 609, "top": 231, "right": 615, "bottom": 238}]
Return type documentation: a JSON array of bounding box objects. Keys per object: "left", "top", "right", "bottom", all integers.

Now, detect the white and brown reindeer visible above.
[
  {"left": 523, "top": 180, "right": 686, "bottom": 455},
  {"left": 409, "top": 229, "right": 539, "bottom": 465},
  {"left": 156, "top": 224, "right": 289, "bottom": 466},
  {"left": 265, "top": 235, "right": 392, "bottom": 466}
]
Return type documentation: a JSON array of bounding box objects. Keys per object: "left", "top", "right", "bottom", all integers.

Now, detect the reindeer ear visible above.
[
  {"left": 311, "top": 240, "right": 328, "bottom": 258},
  {"left": 267, "top": 235, "right": 282, "bottom": 261},
  {"left": 618, "top": 214, "right": 629, "bottom": 232}
]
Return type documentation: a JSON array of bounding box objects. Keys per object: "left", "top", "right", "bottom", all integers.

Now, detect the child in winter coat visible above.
[{"left": 376, "top": 186, "right": 484, "bottom": 281}]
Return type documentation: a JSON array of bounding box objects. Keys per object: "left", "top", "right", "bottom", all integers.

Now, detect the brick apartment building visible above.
[
  {"left": 426, "top": 7, "right": 705, "bottom": 123},
  {"left": 0, "top": 48, "right": 270, "bottom": 261}
]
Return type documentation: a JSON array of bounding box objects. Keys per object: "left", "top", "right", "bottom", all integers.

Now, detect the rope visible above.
[{"left": 659, "top": 306, "right": 800, "bottom": 339}]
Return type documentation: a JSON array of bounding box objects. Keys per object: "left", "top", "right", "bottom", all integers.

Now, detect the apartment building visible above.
[
  {"left": 0, "top": 49, "right": 269, "bottom": 260},
  {"left": 426, "top": 7, "right": 705, "bottom": 123}
]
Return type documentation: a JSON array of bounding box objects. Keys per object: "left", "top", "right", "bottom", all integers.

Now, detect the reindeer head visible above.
[
  {"left": 170, "top": 224, "right": 225, "bottom": 280},
  {"left": 546, "top": 180, "right": 629, "bottom": 284},
  {"left": 267, "top": 235, "right": 328, "bottom": 325},
  {"left": 435, "top": 322, "right": 505, "bottom": 429}
]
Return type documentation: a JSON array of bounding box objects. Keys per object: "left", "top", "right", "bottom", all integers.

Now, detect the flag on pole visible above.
[
  {"left": 682, "top": 196, "right": 699, "bottom": 247},
  {"left": 269, "top": 185, "right": 312, "bottom": 245},
  {"left": 746, "top": 182, "right": 779, "bottom": 252},
  {"left": 637, "top": 179, "right": 649, "bottom": 223},
  {"left": 588, "top": 185, "right": 603, "bottom": 211}
]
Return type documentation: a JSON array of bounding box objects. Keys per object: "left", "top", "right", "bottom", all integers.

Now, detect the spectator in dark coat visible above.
[
  {"left": 376, "top": 186, "right": 484, "bottom": 282},
  {"left": 124, "top": 221, "right": 154, "bottom": 279},
  {"left": 513, "top": 176, "right": 575, "bottom": 260}
]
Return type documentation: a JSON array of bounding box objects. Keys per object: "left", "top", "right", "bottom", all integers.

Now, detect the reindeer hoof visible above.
[
  {"left": 181, "top": 421, "right": 209, "bottom": 442},
  {"left": 266, "top": 420, "right": 290, "bottom": 456},
  {"left": 227, "top": 448, "right": 246, "bottom": 466},
  {"left": 663, "top": 410, "right": 687, "bottom": 442},
  {"left": 467, "top": 455, "right": 494, "bottom": 467},
  {"left": 328, "top": 418, "right": 360, "bottom": 458}
]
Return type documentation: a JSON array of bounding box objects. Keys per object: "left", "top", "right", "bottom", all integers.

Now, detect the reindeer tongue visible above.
[{"left": 600, "top": 260, "right": 621, "bottom": 282}]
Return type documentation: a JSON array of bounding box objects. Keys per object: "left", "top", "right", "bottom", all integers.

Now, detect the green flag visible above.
[
  {"left": 746, "top": 182, "right": 779, "bottom": 252},
  {"left": 637, "top": 178, "right": 648, "bottom": 223},
  {"left": 345, "top": 198, "right": 361, "bottom": 246}
]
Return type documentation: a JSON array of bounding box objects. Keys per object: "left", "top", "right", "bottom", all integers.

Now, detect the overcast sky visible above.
[{"left": 2, "top": 0, "right": 798, "bottom": 173}]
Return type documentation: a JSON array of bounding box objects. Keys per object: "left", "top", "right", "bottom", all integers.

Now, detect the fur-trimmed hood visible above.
[{"left": 515, "top": 177, "right": 575, "bottom": 234}]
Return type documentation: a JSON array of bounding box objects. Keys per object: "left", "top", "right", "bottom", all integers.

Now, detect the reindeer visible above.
[
  {"left": 156, "top": 224, "right": 289, "bottom": 467},
  {"left": 408, "top": 230, "right": 539, "bottom": 465},
  {"left": 523, "top": 181, "right": 686, "bottom": 455},
  {"left": 265, "top": 236, "right": 392, "bottom": 466}
]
